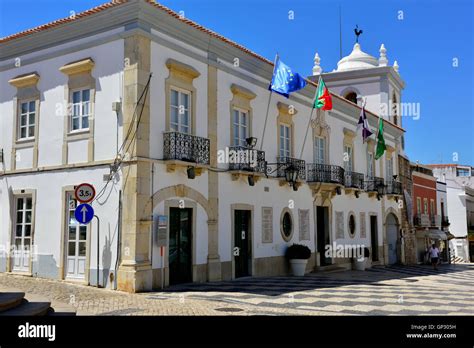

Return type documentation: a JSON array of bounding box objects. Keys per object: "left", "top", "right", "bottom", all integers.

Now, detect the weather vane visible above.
[{"left": 354, "top": 25, "right": 363, "bottom": 43}]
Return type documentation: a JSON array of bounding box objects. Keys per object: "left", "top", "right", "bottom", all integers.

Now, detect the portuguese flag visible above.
[{"left": 314, "top": 76, "right": 332, "bottom": 110}]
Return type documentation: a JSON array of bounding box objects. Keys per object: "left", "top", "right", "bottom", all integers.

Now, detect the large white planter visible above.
[{"left": 289, "top": 259, "right": 308, "bottom": 276}]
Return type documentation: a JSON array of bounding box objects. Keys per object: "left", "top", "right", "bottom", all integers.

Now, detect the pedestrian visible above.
[{"left": 428, "top": 243, "right": 440, "bottom": 270}]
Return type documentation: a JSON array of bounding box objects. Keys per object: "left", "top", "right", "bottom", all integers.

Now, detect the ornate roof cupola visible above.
[
  {"left": 336, "top": 43, "right": 379, "bottom": 72},
  {"left": 379, "top": 44, "right": 388, "bottom": 66},
  {"left": 312, "top": 52, "right": 322, "bottom": 75}
]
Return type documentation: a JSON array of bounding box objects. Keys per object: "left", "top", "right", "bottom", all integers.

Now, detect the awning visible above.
[{"left": 416, "top": 229, "right": 448, "bottom": 240}]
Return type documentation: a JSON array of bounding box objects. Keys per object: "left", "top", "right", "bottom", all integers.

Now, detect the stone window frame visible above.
[
  {"left": 312, "top": 109, "right": 330, "bottom": 164},
  {"left": 229, "top": 84, "right": 256, "bottom": 147},
  {"left": 59, "top": 58, "right": 96, "bottom": 165},
  {"left": 347, "top": 211, "right": 357, "bottom": 239},
  {"left": 343, "top": 128, "right": 355, "bottom": 172},
  {"left": 8, "top": 189, "right": 37, "bottom": 274},
  {"left": 276, "top": 102, "right": 297, "bottom": 158},
  {"left": 280, "top": 207, "right": 294, "bottom": 242},
  {"left": 8, "top": 73, "right": 41, "bottom": 170},
  {"left": 165, "top": 59, "right": 200, "bottom": 135}
]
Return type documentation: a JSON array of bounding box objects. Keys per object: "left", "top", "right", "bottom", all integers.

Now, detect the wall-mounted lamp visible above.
[
  {"left": 285, "top": 165, "right": 299, "bottom": 191},
  {"left": 187, "top": 166, "right": 195, "bottom": 179},
  {"left": 392, "top": 174, "right": 398, "bottom": 181},
  {"left": 248, "top": 175, "right": 255, "bottom": 186},
  {"left": 245, "top": 137, "right": 258, "bottom": 148}
]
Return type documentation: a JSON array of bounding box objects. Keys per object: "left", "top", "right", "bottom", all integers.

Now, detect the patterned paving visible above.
[
  {"left": 0, "top": 264, "right": 472, "bottom": 315},
  {"left": 154, "top": 264, "right": 474, "bottom": 315}
]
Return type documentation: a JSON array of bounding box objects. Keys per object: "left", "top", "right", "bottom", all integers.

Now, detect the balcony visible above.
[
  {"left": 414, "top": 214, "right": 430, "bottom": 227},
  {"left": 365, "top": 176, "right": 385, "bottom": 195},
  {"left": 430, "top": 214, "right": 441, "bottom": 227},
  {"left": 163, "top": 131, "right": 210, "bottom": 175},
  {"left": 344, "top": 171, "right": 365, "bottom": 190},
  {"left": 227, "top": 146, "right": 266, "bottom": 174},
  {"left": 386, "top": 180, "right": 402, "bottom": 199},
  {"left": 276, "top": 157, "right": 306, "bottom": 181},
  {"left": 306, "top": 163, "right": 345, "bottom": 185},
  {"left": 441, "top": 216, "right": 450, "bottom": 227}
]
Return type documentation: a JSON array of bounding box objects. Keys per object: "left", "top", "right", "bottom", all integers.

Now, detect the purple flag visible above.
[{"left": 357, "top": 106, "right": 373, "bottom": 142}]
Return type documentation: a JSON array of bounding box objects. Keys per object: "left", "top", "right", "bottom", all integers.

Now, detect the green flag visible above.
[{"left": 375, "top": 118, "right": 386, "bottom": 160}]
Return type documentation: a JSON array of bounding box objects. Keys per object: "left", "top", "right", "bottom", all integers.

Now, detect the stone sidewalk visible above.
[{"left": 0, "top": 264, "right": 473, "bottom": 315}]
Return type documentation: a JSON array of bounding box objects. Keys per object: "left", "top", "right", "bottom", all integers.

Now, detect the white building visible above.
[
  {"left": 428, "top": 164, "right": 474, "bottom": 262},
  {"left": 0, "top": 0, "right": 406, "bottom": 292}
]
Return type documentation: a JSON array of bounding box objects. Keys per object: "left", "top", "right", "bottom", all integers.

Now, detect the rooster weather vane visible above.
[{"left": 354, "top": 25, "right": 363, "bottom": 43}]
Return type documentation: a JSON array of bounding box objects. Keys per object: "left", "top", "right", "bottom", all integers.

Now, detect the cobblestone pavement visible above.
[{"left": 0, "top": 264, "right": 473, "bottom": 315}]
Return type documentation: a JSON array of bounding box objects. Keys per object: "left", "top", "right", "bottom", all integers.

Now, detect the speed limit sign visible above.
[{"left": 74, "top": 183, "right": 96, "bottom": 203}]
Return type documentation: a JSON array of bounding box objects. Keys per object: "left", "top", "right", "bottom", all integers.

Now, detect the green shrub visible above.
[{"left": 285, "top": 244, "right": 311, "bottom": 260}]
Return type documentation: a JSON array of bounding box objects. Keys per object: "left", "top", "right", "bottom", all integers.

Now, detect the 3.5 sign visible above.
[{"left": 74, "top": 183, "right": 96, "bottom": 203}]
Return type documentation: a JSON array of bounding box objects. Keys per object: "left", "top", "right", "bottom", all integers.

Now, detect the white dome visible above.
[{"left": 336, "top": 43, "right": 379, "bottom": 72}]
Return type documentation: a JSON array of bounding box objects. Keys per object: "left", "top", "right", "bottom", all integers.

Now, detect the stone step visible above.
[
  {"left": 47, "top": 301, "right": 77, "bottom": 316},
  {"left": 0, "top": 290, "right": 25, "bottom": 313},
  {"left": 0, "top": 294, "right": 51, "bottom": 316},
  {"left": 313, "top": 264, "right": 348, "bottom": 273}
]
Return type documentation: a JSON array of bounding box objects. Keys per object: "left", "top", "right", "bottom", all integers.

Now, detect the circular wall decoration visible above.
[{"left": 280, "top": 208, "right": 294, "bottom": 242}]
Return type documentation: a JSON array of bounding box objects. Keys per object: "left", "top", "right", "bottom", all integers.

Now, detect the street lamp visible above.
[{"left": 285, "top": 165, "right": 299, "bottom": 191}]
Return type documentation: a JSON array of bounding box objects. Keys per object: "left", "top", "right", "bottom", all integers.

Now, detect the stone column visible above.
[
  {"left": 206, "top": 58, "right": 221, "bottom": 281},
  {"left": 117, "top": 34, "right": 153, "bottom": 292}
]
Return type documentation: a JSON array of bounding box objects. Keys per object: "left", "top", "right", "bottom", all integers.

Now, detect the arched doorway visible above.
[{"left": 386, "top": 213, "right": 400, "bottom": 264}]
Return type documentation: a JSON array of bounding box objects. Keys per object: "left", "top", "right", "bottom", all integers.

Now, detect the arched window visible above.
[{"left": 344, "top": 91, "right": 357, "bottom": 104}]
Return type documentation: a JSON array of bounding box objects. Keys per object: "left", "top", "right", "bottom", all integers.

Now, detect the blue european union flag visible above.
[{"left": 269, "top": 56, "right": 307, "bottom": 98}]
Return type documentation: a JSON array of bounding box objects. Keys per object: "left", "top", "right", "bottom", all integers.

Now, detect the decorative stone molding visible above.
[
  {"left": 8, "top": 72, "right": 40, "bottom": 88},
  {"left": 165, "top": 58, "right": 199, "bottom": 134},
  {"left": 343, "top": 127, "right": 356, "bottom": 142},
  {"left": 367, "top": 138, "right": 375, "bottom": 152},
  {"left": 59, "top": 58, "right": 95, "bottom": 75},
  {"left": 277, "top": 101, "right": 298, "bottom": 116},
  {"left": 165, "top": 58, "right": 200, "bottom": 79},
  {"left": 230, "top": 83, "right": 256, "bottom": 100}
]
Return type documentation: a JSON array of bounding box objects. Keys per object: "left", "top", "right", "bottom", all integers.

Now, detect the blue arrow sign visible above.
[{"left": 74, "top": 203, "right": 94, "bottom": 224}]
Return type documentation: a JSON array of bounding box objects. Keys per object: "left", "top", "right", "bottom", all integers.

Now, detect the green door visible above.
[
  {"left": 234, "top": 210, "right": 251, "bottom": 278},
  {"left": 169, "top": 208, "right": 192, "bottom": 285}
]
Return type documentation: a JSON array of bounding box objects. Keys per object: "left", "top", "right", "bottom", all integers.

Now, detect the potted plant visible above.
[
  {"left": 285, "top": 244, "right": 311, "bottom": 276},
  {"left": 352, "top": 247, "right": 370, "bottom": 271}
]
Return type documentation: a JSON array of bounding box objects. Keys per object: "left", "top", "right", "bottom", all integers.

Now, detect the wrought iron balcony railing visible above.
[
  {"left": 430, "top": 214, "right": 441, "bottom": 227},
  {"left": 365, "top": 176, "right": 385, "bottom": 193},
  {"left": 275, "top": 157, "right": 306, "bottom": 181},
  {"left": 414, "top": 214, "right": 430, "bottom": 227},
  {"left": 227, "top": 146, "right": 266, "bottom": 174},
  {"left": 386, "top": 180, "right": 402, "bottom": 195},
  {"left": 163, "top": 131, "right": 210, "bottom": 165},
  {"left": 306, "top": 163, "right": 345, "bottom": 185},
  {"left": 344, "top": 171, "right": 365, "bottom": 189}
]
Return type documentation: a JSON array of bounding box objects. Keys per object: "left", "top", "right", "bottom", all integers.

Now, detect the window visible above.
[
  {"left": 71, "top": 89, "right": 90, "bottom": 131},
  {"left": 456, "top": 168, "right": 470, "bottom": 177},
  {"left": 232, "top": 109, "right": 248, "bottom": 146},
  {"left": 430, "top": 199, "right": 435, "bottom": 216},
  {"left": 344, "top": 92, "right": 357, "bottom": 104},
  {"left": 170, "top": 88, "right": 191, "bottom": 134},
  {"left": 423, "top": 198, "right": 428, "bottom": 214},
  {"left": 343, "top": 145, "right": 353, "bottom": 172},
  {"left": 66, "top": 193, "right": 87, "bottom": 261},
  {"left": 386, "top": 157, "right": 393, "bottom": 182},
  {"left": 14, "top": 196, "right": 33, "bottom": 254},
  {"left": 392, "top": 94, "right": 398, "bottom": 126},
  {"left": 279, "top": 124, "right": 291, "bottom": 158},
  {"left": 367, "top": 152, "right": 375, "bottom": 178},
  {"left": 348, "top": 214, "right": 356, "bottom": 237},
  {"left": 416, "top": 197, "right": 421, "bottom": 215},
  {"left": 18, "top": 101, "right": 36, "bottom": 140},
  {"left": 314, "top": 136, "right": 325, "bottom": 164},
  {"left": 280, "top": 209, "right": 294, "bottom": 242}
]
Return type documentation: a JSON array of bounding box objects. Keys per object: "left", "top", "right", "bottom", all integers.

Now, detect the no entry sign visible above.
[{"left": 74, "top": 183, "right": 96, "bottom": 203}]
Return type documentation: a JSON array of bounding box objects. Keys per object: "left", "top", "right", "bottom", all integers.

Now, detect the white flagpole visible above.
[
  {"left": 299, "top": 76, "right": 320, "bottom": 159},
  {"left": 259, "top": 54, "right": 278, "bottom": 151}
]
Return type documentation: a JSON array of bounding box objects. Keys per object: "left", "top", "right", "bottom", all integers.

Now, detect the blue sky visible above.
[{"left": 1, "top": 0, "right": 472, "bottom": 165}]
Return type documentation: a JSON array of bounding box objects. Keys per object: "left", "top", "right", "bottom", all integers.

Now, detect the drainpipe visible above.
[{"left": 114, "top": 190, "right": 122, "bottom": 290}]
